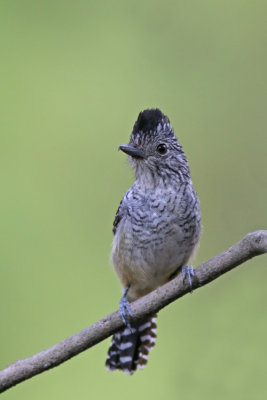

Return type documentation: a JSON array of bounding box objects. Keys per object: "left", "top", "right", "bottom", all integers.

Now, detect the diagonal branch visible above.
[{"left": 0, "top": 230, "right": 266, "bottom": 393}]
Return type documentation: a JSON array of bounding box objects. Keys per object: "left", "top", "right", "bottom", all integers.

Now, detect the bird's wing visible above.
[{"left": 112, "top": 199, "right": 124, "bottom": 235}]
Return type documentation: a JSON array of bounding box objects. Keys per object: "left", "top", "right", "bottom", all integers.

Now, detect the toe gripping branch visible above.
[
  {"left": 119, "top": 267, "right": 194, "bottom": 328},
  {"left": 182, "top": 265, "right": 195, "bottom": 292},
  {"left": 119, "top": 285, "right": 134, "bottom": 328}
]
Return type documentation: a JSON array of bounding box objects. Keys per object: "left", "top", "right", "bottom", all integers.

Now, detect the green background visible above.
[{"left": 1, "top": 1, "right": 266, "bottom": 399}]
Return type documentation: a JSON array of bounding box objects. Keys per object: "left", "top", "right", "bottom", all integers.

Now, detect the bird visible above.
[{"left": 105, "top": 108, "right": 201, "bottom": 375}]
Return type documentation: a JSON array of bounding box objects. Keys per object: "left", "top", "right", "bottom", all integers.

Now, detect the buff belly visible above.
[{"left": 111, "top": 218, "right": 197, "bottom": 301}]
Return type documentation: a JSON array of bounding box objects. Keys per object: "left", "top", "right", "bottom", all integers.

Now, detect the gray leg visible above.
[
  {"left": 182, "top": 265, "right": 195, "bottom": 292},
  {"left": 119, "top": 285, "right": 134, "bottom": 328}
]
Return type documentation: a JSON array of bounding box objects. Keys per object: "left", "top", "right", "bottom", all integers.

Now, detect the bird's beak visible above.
[{"left": 119, "top": 144, "right": 145, "bottom": 159}]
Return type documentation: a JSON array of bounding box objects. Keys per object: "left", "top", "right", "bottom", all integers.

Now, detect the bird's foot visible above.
[
  {"left": 182, "top": 265, "right": 195, "bottom": 293},
  {"left": 119, "top": 285, "right": 134, "bottom": 329}
]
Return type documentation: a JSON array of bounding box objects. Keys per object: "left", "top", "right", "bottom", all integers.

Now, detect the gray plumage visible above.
[{"left": 106, "top": 108, "right": 201, "bottom": 374}]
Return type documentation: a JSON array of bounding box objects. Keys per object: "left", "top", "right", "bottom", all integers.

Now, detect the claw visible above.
[
  {"left": 182, "top": 265, "right": 194, "bottom": 292},
  {"left": 119, "top": 285, "right": 133, "bottom": 328}
]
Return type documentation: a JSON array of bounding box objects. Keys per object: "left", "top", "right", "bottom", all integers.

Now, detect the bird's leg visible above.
[
  {"left": 119, "top": 285, "right": 134, "bottom": 328},
  {"left": 182, "top": 265, "right": 195, "bottom": 292}
]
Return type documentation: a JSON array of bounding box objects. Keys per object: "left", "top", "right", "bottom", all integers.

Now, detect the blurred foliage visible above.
[{"left": 0, "top": 0, "right": 266, "bottom": 399}]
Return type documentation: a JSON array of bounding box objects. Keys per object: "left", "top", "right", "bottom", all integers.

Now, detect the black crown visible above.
[{"left": 133, "top": 109, "right": 169, "bottom": 134}]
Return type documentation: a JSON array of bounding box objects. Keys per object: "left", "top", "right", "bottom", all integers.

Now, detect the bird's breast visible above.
[{"left": 111, "top": 187, "right": 201, "bottom": 300}]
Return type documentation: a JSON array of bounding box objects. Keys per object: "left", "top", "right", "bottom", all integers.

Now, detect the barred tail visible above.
[{"left": 105, "top": 314, "right": 157, "bottom": 375}]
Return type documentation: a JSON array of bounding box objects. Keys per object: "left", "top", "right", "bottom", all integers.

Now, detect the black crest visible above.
[{"left": 132, "top": 109, "right": 169, "bottom": 134}]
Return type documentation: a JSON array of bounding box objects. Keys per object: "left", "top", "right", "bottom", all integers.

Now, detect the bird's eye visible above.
[{"left": 156, "top": 143, "right": 167, "bottom": 154}]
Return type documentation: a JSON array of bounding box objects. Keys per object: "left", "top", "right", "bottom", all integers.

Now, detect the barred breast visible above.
[{"left": 111, "top": 182, "right": 201, "bottom": 301}]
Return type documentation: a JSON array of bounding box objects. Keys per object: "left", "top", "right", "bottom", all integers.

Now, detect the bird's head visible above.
[{"left": 119, "top": 109, "right": 190, "bottom": 188}]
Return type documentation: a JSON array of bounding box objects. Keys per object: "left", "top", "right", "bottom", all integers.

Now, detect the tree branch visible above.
[{"left": 1, "top": 230, "right": 266, "bottom": 393}]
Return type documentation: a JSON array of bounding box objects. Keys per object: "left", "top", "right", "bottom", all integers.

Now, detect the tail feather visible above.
[{"left": 106, "top": 314, "right": 157, "bottom": 375}]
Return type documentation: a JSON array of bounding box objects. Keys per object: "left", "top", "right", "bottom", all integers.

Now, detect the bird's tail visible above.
[{"left": 105, "top": 314, "right": 157, "bottom": 375}]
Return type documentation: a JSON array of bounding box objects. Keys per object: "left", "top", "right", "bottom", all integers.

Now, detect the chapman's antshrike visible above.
[{"left": 106, "top": 109, "right": 201, "bottom": 374}]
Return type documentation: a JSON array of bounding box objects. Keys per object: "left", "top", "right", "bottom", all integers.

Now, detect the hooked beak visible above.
[{"left": 119, "top": 144, "right": 145, "bottom": 159}]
